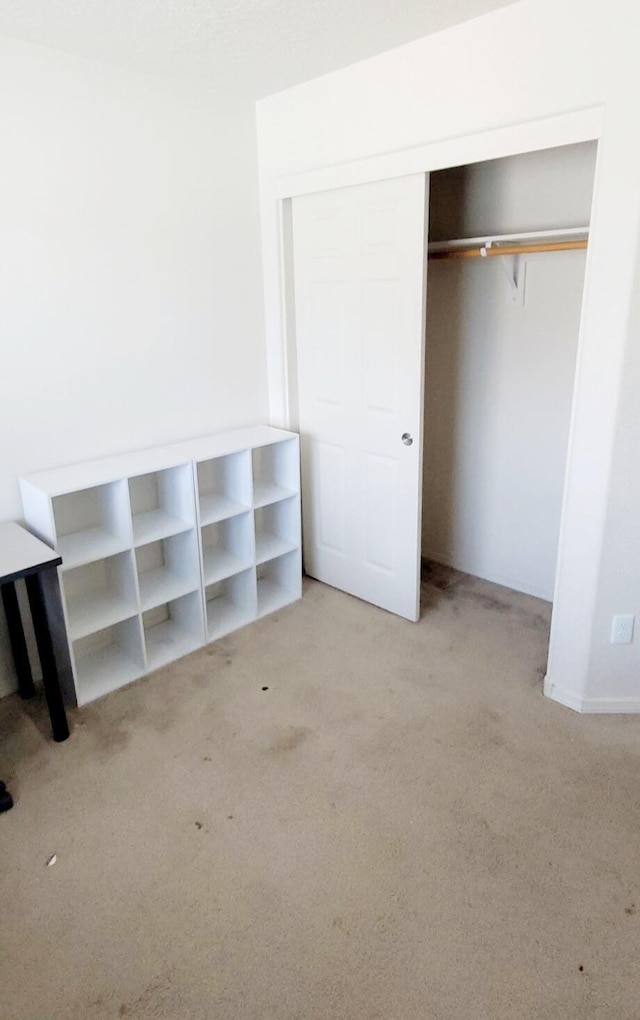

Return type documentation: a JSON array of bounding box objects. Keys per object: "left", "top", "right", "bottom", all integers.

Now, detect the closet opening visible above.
[{"left": 421, "top": 141, "right": 598, "bottom": 672}]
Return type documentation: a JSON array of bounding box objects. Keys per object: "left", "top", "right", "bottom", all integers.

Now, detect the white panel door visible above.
[{"left": 292, "top": 173, "right": 428, "bottom": 621}]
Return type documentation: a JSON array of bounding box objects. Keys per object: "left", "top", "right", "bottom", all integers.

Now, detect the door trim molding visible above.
[{"left": 275, "top": 107, "right": 603, "bottom": 200}]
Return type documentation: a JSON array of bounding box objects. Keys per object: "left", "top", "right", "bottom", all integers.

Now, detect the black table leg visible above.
[
  {"left": 25, "top": 571, "right": 69, "bottom": 743},
  {"left": 1, "top": 580, "right": 36, "bottom": 700}
]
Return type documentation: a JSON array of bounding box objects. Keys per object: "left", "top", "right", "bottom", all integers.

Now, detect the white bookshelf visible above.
[
  {"left": 167, "top": 426, "right": 302, "bottom": 646},
  {"left": 20, "top": 447, "right": 204, "bottom": 706},
  {"left": 20, "top": 427, "right": 301, "bottom": 705}
]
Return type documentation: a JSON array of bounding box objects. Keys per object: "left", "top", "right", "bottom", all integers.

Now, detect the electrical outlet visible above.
[{"left": 611, "top": 614, "right": 635, "bottom": 645}]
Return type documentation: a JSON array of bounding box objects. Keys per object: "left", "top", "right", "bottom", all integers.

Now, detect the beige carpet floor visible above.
[{"left": 1, "top": 567, "right": 640, "bottom": 1020}]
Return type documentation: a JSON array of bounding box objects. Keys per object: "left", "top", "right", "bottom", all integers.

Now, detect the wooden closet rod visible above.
[{"left": 429, "top": 238, "right": 588, "bottom": 261}]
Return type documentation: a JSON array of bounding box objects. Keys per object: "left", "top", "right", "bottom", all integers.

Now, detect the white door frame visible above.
[{"left": 266, "top": 107, "right": 604, "bottom": 709}]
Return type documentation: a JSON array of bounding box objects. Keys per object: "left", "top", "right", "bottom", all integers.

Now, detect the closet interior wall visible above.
[{"left": 422, "top": 142, "right": 597, "bottom": 600}]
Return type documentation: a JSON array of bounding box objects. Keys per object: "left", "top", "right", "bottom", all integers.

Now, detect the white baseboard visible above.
[
  {"left": 422, "top": 549, "right": 553, "bottom": 602},
  {"left": 544, "top": 675, "right": 640, "bottom": 714},
  {"left": 579, "top": 697, "right": 640, "bottom": 714},
  {"left": 543, "top": 675, "right": 585, "bottom": 712}
]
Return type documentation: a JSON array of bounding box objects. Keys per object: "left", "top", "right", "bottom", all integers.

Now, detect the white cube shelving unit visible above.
[
  {"left": 20, "top": 448, "right": 204, "bottom": 706},
  {"left": 167, "top": 426, "right": 302, "bottom": 646},
  {"left": 20, "top": 426, "right": 301, "bottom": 706}
]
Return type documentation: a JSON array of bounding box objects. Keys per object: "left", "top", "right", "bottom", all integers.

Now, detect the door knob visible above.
[{"left": 401, "top": 433, "right": 413, "bottom": 446}]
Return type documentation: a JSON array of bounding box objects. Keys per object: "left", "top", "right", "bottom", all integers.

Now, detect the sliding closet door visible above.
[{"left": 292, "top": 174, "right": 428, "bottom": 621}]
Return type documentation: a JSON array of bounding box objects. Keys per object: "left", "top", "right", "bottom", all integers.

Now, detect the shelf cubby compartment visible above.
[
  {"left": 205, "top": 569, "right": 256, "bottom": 642},
  {"left": 129, "top": 465, "right": 194, "bottom": 547},
  {"left": 72, "top": 616, "right": 145, "bottom": 705},
  {"left": 197, "top": 451, "right": 252, "bottom": 526},
  {"left": 63, "top": 551, "right": 139, "bottom": 641},
  {"left": 254, "top": 497, "right": 300, "bottom": 564},
  {"left": 201, "top": 512, "right": 254, "bottom": 586},
  {"left": 136, "top": 531, "right": 200, "bottom": 613},
  {"left": 52, "top": 481, "right": 131, "bottom": 570},
  {"left": 252, "top": 440, "right": 299, "bottom": 508},
  {"left": 256, "top": 550, "right": 301, "bottom": 618},
  {"left": 142, "top": 592, "right": 205, "bottom": 672}
]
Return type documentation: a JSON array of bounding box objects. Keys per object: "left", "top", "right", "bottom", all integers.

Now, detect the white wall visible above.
[
  {"left": 0, "top": 37, "right": 268, "bottom": 694},
  {"left": 428, "top": 145, "right": 597, "bottom": 241},
  {"left": 586, "top": 241, "right": 640, "bottom": 707},
  {"left": 257, "top": 0, "right": 640, "bottom": 711},
  {"left": 423, "top": 144, "right": 596, "bottom": 599}
]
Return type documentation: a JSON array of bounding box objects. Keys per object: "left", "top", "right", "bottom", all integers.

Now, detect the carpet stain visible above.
[
  {"left": 204, "top": 637, "right": 236, "bottom": 660},
  {"left": 117, "top": 972, "right": 175, "bottom": 1017},
  {"left": 465, "top": 707, "right": 507, "bottom": 752},
  {"left": 332, "top": 915, "right": 351, "bottom": 935},
  {"left": 266, "top": 725, "right": 312, "bottom": 755},
  {"left": 523, "top": 611, "right": 550, "bottom": 631},
  {"left": 146, "top": 704, "right": 182, "bottom": 735},
  {"left": 422, "top": 564, "right": 463, "bottom": 596},
  {"left": 85, "top": 719, "right": 132, "bottom": 755},
  {"left": 468, "top": 590, "right": 512, "bottom": 613},
  {"left": 188, "top": 671, "right": 212, "bottom": 689}
]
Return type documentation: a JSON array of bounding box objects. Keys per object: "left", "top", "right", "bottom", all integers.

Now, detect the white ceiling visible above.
[{"left": 0, "top": 0, "right": 519, "bottom": 98}]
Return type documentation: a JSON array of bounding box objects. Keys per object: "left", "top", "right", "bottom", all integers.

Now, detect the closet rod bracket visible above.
[{"left": 481, "top": 242, "right": 526, "bottom": 304}]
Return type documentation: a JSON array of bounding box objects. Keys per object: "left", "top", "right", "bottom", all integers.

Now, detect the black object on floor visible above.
[{"left": 0, "top": 781, "right": 14, "bottom": 813}]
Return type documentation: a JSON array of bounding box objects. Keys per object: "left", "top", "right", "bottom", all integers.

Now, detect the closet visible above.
[
  {"left": 290, "top": 141, "right": 597, "bottom": 625},
  {"left": 423, "top": 142, "right": 597, "bottom": 601}
]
